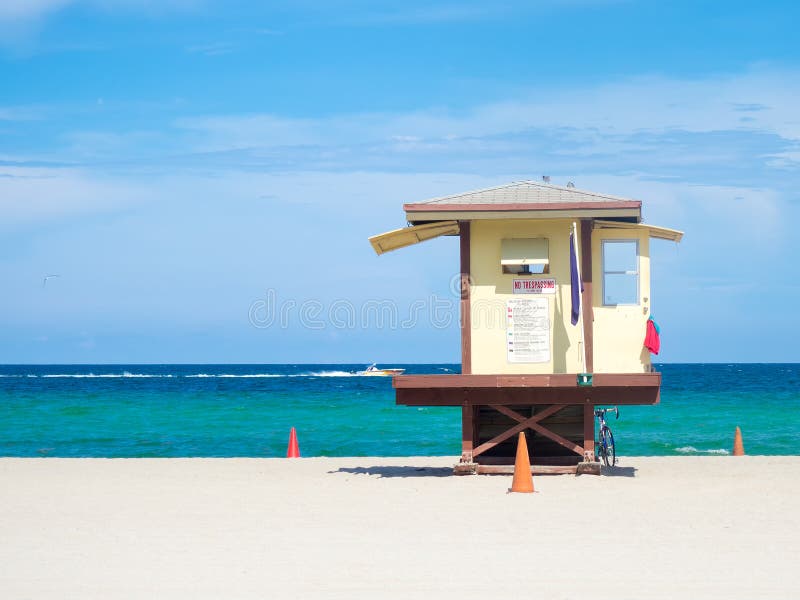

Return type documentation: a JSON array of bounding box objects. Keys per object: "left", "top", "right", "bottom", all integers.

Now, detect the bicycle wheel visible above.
[
  {"left": 596, "top": 437, "right": 607, "bottom": 465},
  {"left": 601, "top": 428, "right": 616, "bottom": 467}
]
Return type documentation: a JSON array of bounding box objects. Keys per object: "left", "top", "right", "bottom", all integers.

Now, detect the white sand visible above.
[{"left": 0, "top": 456, "right": 797, "bottom": 599}]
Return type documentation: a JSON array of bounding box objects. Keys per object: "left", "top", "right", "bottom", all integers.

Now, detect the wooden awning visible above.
[
  {"left": 369, "top": 220, "right": 460, "bottom": 255},
  {"left": 594, "top": 220, "right": 683, "bottom": 242}
]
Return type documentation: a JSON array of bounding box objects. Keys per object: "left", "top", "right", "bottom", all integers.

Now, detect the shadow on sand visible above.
[
  {"left": 601, "top": 465, "right": 637, "bottom": 477},
  {"left": 329, "top": 466, "right": 453, "bottom": 478},
  {"left": 329, "top": 465, "right": 637, "bottom": 478}
]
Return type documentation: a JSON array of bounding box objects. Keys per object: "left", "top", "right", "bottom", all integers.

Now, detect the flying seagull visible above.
[{"left": 42, "top": 274, "right": 60, "bottom": 287}]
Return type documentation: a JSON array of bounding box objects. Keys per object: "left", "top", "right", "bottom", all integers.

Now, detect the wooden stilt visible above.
[
  {"left": 583, "top": 403, "right": 595, "bottom": 461},
  {"left": 455, "top": 402, "right": 477, "bottom": 475},
  {"left": 576, "top": 402, "right": 601, "bottom": 475}
]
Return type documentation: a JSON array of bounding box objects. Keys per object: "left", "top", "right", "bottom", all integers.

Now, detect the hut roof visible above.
[{"left": 403, "top": 180, "right": 642, "bottom": 222}]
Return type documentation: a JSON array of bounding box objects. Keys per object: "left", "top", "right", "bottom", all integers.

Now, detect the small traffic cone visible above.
[
  {"left": 510, "top": 431, "right": 534, "bottom": 493},
  {"left": 733, "top": 426, "right": 745, "bottom": 456},
  {"left": 286, "top": 427, "right": 300, "bottom": 458}
]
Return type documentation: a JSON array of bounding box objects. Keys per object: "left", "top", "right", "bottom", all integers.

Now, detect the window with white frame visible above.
[
  {"left": 500, "top": 238, "right": 549, "bottom": 275},
  {"left": 602, "top": 240, "right": 639, "bottom": 305}
]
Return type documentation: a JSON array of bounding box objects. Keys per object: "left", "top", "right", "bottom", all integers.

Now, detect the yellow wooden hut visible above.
[{"left": 370, "top": 180, "right": 682, "bottom": 474}]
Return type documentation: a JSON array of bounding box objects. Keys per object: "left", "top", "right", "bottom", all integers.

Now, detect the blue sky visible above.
[{"left": 1, "top": 0, "right": 799, "bottom": 363}]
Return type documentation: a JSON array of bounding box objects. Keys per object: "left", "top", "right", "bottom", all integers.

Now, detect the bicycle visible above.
[{"left": 594, "top": 407, "right": 619, "bottom": 467}]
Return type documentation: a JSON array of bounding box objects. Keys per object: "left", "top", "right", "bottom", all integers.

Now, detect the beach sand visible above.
[{"left": 0, "top": 456, "right": 797, "bottom": 599}]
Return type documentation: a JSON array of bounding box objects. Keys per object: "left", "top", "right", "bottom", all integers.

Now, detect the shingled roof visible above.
[{"left": 404, "top": 180, "right": 641, "bottom": 209}]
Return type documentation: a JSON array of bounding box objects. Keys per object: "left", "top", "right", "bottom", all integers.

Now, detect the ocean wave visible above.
[
  {"left": 8, "top": 370, "right": 369, "bottom": 379},
  {"left": 218, "top": 374, "right": 283, "bottom": 378},
  {"left": 302, "top": 371, "right": 358, "bottom": 377},
  {"left": 675, "top": 446, "right": 730, "bottom": 455},
  {"left": 185, "top": 371, "right": 357, "bottom": 378},
  {"left": 40, "top": 372, "right": 174, "bottom": 378}
]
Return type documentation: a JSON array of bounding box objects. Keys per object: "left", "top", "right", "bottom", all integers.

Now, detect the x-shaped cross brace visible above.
[{"left": 471, "top": 404, "right": 585, "bottom": 459}]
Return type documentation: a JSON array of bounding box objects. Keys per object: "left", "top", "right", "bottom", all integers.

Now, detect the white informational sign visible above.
[
  {"left": 506, "top": 297, "right": 551, "bottom": 364},
  {"left": 512, "top": 278, "right": 556, "bottom": 294}
]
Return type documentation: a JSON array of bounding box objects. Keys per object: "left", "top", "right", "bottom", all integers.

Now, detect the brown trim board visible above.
[{"left": 404, "top": 201, "right": 641, "bottom": 212}]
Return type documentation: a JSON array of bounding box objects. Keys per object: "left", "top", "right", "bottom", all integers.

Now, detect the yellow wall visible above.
[
  {"left": 470, "top": 219, "right": 581, "bottom": 374},
  {"left": 591, "top": 228, "right": 651, "bottom": 373},
  {"left": 469, "top": 219, "right": 651, "bottom": 375}
]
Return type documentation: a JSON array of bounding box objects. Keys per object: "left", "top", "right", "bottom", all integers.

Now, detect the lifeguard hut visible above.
[{"left": 369, "top": 180, "right": 682, "bottom": 474}]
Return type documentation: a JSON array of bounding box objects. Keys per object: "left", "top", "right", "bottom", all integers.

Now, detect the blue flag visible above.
[{"left": 569, "top": 231, "right": 583, "bottom": 326}]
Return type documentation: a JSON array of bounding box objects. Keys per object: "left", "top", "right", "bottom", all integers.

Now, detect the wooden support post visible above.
[
  {"left": 577, "top": 402, "right": 601, "bottom": 475},
  {"left": 454, "top": 221, "right": 476, "bottom": 475},
  {"left": 459, "top": 221, "right": 471, "bottom": 375},
  {"left": 455, "top": 401, "right": 477, "bottom": 474},
  {"left": 583, "top": 403, "right": 595, "bottom": 460},
  {"left": 578, "top": 219, "right": 599, "bottom": 476},
  {"left": 461, "top": 403, "right": 474, "bottom": 462},
  {"left": 580, "top": 219, "right": 594, "bottom": 373}
]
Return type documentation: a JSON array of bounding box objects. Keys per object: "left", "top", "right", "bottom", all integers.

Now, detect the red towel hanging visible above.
[{"left": 644, "top": 319, "right": 660, "bottom": 355}]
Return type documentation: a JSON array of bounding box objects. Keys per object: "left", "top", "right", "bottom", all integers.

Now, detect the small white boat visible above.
[{"left": 356, "top": 363, "right": 406, "bottom": 376}]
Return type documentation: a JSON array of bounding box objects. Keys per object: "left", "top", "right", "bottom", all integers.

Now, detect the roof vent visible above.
[
  {"left": 542, "top": 175, "right": 550, "bottom": 183},
  {"left": 566, "top": 181, "right": 575, "bottom": 188}
]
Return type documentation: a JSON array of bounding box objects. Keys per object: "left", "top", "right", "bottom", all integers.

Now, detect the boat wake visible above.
[
  {"left": 186, "top": 371, "right": 359, "bottom": 378},
  {"left": 38, "top": 372, "right": 174, "bottom": 378},
  {"left": 4, "top": 370, "right": 373, "bottom": 379}
]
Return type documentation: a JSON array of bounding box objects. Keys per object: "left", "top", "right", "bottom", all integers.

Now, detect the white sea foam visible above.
[
  {"left": 40, "top": 372, "right": 173, "bottom": 378},
  {"left": 218, "top": 374, "right": 283, "bottom": 378},
  {"left": 675, "top": 446, "right": 730, "bottom": 455},
  {"left": 14, "top": 370, "right": 362, "bottom": 379},
  {"left": 303, "top": 371, "right": 357, "bottom": 377},
  {"left": 185, "top": 371, "right": 357, "bottom": 378},
  {"left": 186, "top": 373, "right": 285, "bottom": 378}
]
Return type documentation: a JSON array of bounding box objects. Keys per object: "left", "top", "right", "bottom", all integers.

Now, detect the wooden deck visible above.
[
  {"left": 394, "top": 373, "right": 661, "bottom": 406},
  {"left": 393, "top": 373, "right": 661, "bottom": 474}
]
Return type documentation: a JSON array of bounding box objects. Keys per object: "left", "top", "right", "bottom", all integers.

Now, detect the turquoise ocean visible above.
[{"left": 0, "top": 364, "right": 798, "bottom": 457}]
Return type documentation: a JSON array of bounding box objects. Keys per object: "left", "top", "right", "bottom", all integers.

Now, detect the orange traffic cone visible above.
[
  {"left": 510, "top": 431, "right": 534, "bottom": 493},
  {"left": 733, "top": 426, "right": 745, "bottom": 456},
  {"left": 286, "top": 427, "right": 300, "bottom": 458}
]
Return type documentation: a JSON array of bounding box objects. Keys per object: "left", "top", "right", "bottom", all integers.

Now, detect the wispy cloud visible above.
[
  {"left": 336, "top": 4, "right": 492, "bottom": 26},
  {"left": 4, "top": 66, "right": 798, "bottom": 187},
  {"left": 291, "top": 0, "right": 631, "bottom": 27},
  {"left": 0, "top": 0, "right": 203, "bottom": 24},
  {"left": 3, "top": 66, "right": 799, "bottom": 239},
  {"left": 155, "top": 67, "right": 800, "bottom": 184},
  {"left": 172, "top": 67, "right": 800, "bottom": 144},
  {"left": 0, "top": 0, "right": 72, "bottom": 23},
  {"left": 185, "top": 41, "right": 235, "bottom": 56},
  {"left": 0, "top": 105, "right": 43, "bottom": 121}
]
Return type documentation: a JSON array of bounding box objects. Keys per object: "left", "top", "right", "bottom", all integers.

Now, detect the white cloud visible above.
[
  {"left": 3, "top": 66, "right": 798, "bottom": 247},
  {"left": 0, "top": 166, "right": 141, "bottom": 229},
  {"left": 0, "top": 162, "right": 795, "bottom": 364},
  {"left": 0, "top": 0, "right": 72, "bottom": 22},
  {"left": 0, "top": 106, "right": 42, "bottom": 121},
  {"left": 174, "top": 67, "right": 800, "bottom": 155},
  {"left": 185, "top": 41, "right": 235, "bottom": 56},
  {"left": 0, "top": 0, "right": 202, "bottom": 24}
]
